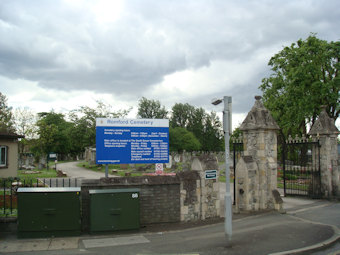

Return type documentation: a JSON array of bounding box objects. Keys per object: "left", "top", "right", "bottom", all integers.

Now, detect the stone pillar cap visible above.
[
  {"left": 239, "top": 96, "right": 279, "bottom": 131},
  {"left": 308, "top": 107, "right": 339, "bottom": 135}
]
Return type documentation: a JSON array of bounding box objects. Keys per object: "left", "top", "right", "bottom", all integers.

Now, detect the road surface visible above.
[
  {"left": 38, "top": 161, "right": 112, "bottom": 187},
  {"left": 56, "top": 161, "right": 109, "bottom": 179}
]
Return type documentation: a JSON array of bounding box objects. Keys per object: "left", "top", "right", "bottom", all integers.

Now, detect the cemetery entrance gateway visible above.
[{"left": 281, "top": 135, "right": 321, "bottom": 198}]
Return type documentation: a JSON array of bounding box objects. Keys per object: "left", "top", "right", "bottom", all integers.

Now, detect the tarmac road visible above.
[
  {"left": 38, "top": 162, "right": 113, "bottom": 187},
  {"left": 1, "top": 196, "right": 339, "bottom": 254},
  {"left": 2, "top": 163, "right": 339, "bottom": 254},
  {"left": 56, "top": 161, "right": 108, "bottom": 179}
]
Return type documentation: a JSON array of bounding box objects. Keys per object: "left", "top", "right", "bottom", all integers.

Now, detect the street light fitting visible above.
[
  {"left": 211, "top": 98, "right": 223, "bottom": 105},
  {"left": 211, "top": 95, "right": 233, "bottom": 244}
]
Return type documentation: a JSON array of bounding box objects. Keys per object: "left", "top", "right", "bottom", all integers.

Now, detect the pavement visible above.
[{"left": 0, "top": 196, "right": 339, "bottom": 255}]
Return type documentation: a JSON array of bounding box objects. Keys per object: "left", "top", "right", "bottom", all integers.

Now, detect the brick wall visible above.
[{"left": 81, "top": 176, "right": 181, "bottom": 232}]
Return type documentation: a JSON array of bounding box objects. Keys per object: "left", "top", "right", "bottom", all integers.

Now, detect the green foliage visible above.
[
  {"left": 170, "top": 103, "right": 224, "bottom": 151},
  {"left": 260, "top": 34, "right": 339, "bottom": 137},
  {"left": 137, "top": 97, "right": 168, "bottom": 119},
  {"left": 171, "top": 103, "right": 196, "bottom": 128},
  {"left": 0, "top": 209, "right": 17, "bottom": 217},
  {"left": 0, "top": 92, "right": 15, "bottom": 133},
  {"left": 169, "top": 127, "right": 201, "bottom": 152},
  {"left": 200, "top": 111, "right": 224, "bottom": 151},
  {"left": 18, "top": 169, "right": 58, "bottom": 182},
  {"left": 32, "top": 112, "right": 71, "bottom": 158},
  {"left": 13, "top": 107, "right": 37, "bottom": 154},
  {"left": 68, "top": 100, "right": 130, "bottom": 155}
]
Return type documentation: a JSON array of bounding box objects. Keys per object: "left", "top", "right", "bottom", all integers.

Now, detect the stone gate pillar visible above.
[
  {"left": 191, "top": 154, "right": 220, "bottom": 220},
  {"left": 308, "top": 107, "right": 340, "bottom": 198},
  {"left": 237, "top": 96, "right": 280, "bottom": 211}
]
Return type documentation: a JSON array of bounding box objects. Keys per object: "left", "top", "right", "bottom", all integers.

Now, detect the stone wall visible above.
[
  {"left": 81, "top": 166, "right": 221, "bottom": 231},
  {"left": 236, "top": 156, "right": 259, "bottom": 211},
  {"left": 168, "top": 151, "right": 233, "bottom": 171},
  {"left": 190, "top": 154, "right": 220, "bottom": 220},
  {"left": 177, "top": 171, "right": 201, "bottom": 221},
  {"left": 84, "top": 147, "right": 236, "bottom": 172}
]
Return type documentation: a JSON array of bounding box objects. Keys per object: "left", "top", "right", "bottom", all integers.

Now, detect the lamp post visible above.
[{"left": 212, "top": 96, "right": 232, "bottom": 244}]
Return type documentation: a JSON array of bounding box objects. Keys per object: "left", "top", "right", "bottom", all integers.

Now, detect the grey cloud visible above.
[{"left": 0, "top": 0, "right": 339, "bottom": 99}]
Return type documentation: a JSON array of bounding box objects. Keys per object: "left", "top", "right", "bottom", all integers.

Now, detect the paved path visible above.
[
  {"left": 56, "top": 161, "right": 107, "bottom": 179},
  {"left": 38, "top": 162, "right": 113, "bottom": 187}
]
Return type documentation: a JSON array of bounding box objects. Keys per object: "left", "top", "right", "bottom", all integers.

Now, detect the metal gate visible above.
[
  {"left": 281, "top": 135, "right": 321, "bottom": 198},
  {"left": 232, "top": 138, "right": 243, "bottom": 204}
]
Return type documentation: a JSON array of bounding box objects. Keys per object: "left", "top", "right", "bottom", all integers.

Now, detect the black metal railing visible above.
[{"left": 282, "top": 135, "right": 321, "bottom": 198}]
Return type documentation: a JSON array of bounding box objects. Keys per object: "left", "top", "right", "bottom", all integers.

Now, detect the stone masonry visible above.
[
  {"left": 80, "top": 168, "right": 222, "bottom": 231},
  {"left": 308, "top": 106, "right": 340, "bottom": 198},
  {"left": 236, "top": 96, "right": 280, "bottom": 212},
  {"left": 190, "top": 154, "right": 220, "bottom": 220}
]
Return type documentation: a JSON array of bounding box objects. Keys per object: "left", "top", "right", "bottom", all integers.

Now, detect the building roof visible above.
[{"left": 0, "top": 132, "right": 25, "bottom": 139}]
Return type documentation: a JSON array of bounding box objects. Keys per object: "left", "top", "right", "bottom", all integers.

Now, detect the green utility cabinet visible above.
[
  {"left": 89, "top": 188, "right": 140, "bottom": 232},
  {"left": 17, "top": 187, "right": 81, "bottom": 238}
]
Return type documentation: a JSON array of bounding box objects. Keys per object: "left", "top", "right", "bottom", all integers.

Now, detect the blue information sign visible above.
[{"left": 96, "top": 118, "right": 169, "bottom": 164}]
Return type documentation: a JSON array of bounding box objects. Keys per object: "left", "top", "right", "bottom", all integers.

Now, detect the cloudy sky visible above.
[{"left": 1, "top": 0, "right": 339, "bottom": 129}]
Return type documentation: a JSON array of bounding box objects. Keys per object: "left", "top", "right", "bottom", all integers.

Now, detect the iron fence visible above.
[{"left": 281, "top": 135, "right": 321, "bottom": 198}]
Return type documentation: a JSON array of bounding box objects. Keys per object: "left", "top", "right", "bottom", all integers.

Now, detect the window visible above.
[{"left": 0, "top": 146, "right": 7, "bottom": 167}]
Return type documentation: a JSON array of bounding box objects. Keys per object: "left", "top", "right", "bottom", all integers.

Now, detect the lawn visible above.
[{"left": 77, "top": 161, "right": 154, "bottom": 177}]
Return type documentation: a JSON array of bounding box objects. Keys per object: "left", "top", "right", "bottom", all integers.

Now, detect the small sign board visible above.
[
  {"left": 205, "top": 170, "right": 217, "bottom": 180},
  {"left": 49, "top": 153, "right": 57, "bottom": 160},
  {"left": 155, "top": 163, "right": 163, "bottom": 175}
]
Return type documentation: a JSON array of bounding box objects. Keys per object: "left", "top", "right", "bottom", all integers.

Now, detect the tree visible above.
[
  {"left": 170, "top": 103, "right": 195, "bottom": 128},
  {"left": 13, "top": 107, "right": 37, "bottom": 155},
  {"left": 170, "top": 103, "right": 224, "bottom": 151},
  {"left": 13, "top": 107, "right": 37, "bottom": 139},
  {"left": 137, "top": 97, "right": 168, "bottom": 119},
  {"left": 0, "top": 92, "right": 15, "bottom": 133},
  {"left": 201, "top": 111, "right": 224, "bottom": 151},
  {"left": 260, "top": 34, "right": 339, "bottom": 137},
  {"left": 68, "top": 101, "right": 130, "bottom": 154},
  {"left": 169, "top": 127, "right": 201, "bottom": 152},
  {"left": 33, "top": 112, "right": 72, "bottom": 160}
]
